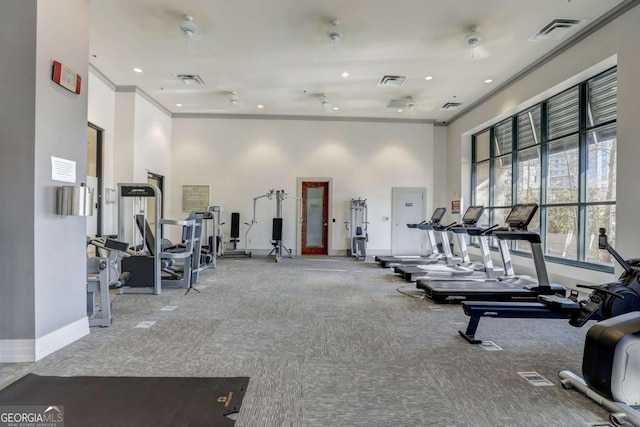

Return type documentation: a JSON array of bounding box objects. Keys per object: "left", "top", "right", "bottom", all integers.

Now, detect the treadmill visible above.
[
  {"left": 416, "top": 203, "right": 566, "bottom": 304},
  {"left": 376, "top": 207, "right": 447, "bottom": 268},
  {"left": 395, "top": 206, "right": 499, "bottom": 281}
]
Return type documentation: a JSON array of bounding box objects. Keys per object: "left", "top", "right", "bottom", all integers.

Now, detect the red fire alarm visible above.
[{"left": 52, "top": 60, "right": 81, "bottom": 94}]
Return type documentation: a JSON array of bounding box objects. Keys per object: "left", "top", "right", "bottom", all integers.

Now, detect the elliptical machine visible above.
[
  {"left": 559, "top": 311, "right": 640, "bottom": 426},
  {"left": 558, "top": 232, "right": 640, "bottom": 426}
]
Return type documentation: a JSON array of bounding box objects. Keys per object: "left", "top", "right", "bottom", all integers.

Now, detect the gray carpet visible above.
[{"left": 0, "top": 256, "right": 611, "bottom": 426}]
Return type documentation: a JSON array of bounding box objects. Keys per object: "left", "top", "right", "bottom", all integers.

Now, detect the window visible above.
[{"left": 471, "top": 68, "right": 617, "bottom": 270}]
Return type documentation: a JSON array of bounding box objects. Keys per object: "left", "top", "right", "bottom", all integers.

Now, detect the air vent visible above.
[
  {"left": 529, "top": 18, "right": 591, "bottom": 41},
  {"left": 174, "top": 74, "right": 206, "bottom": 85},
  {"left": 378, "top": 75, "right": 406, "bottom": 87},
  {"left": 387, "top": 98, "right": 415, "bottom": 109},
  {"left": 440, "top": 102, "right": 462, "bottom": 110}
]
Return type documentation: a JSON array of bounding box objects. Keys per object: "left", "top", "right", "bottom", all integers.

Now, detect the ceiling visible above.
[{"left": 89, "top": 0, "right": 625, "bottom": 122}]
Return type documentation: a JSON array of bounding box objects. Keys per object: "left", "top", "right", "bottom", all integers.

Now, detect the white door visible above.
[{"left": 391, "top": 188, "right": 426, "bottom": 255}]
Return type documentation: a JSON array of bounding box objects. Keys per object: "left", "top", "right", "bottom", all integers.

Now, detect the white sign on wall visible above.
[
  {"left": 182, "top": 185, "right": 210, "bottom": 212},
  {"left": 51, "top": 156, "right": 76, "bottom": 183}
]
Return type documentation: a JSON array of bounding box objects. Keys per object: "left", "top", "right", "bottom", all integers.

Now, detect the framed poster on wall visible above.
[{"left": 182, "top": 185, "right": 210, "bottom": 212}]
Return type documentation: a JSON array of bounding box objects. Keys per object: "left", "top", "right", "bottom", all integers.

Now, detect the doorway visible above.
[
  {"left": 86, "top": 123, "right": 103, "bottom": 237},
  {"left": 301, "top": 181, "right": 329, "bottom": 255},
  {"left": 391, "top": 187, "right": 427, "bottom": 255},
  {"left": 147, "top": 172, "right": 164, "bottom": 236}
]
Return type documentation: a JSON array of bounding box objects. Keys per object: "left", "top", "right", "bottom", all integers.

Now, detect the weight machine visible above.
[
  {"left": 187, "top": 206, "right": 221, "bottom": 269},
  {"left": 222, "top": 211, "right": 252, "bottom": 258},
  {"left": 345, "top": 198, "right": 369, "bottom": 260},
  {"left": 247, "top": 189, "right": 300, "bottom": 262},
  {"left": 86, "top": 237, "right": 131, "bottom": 327},
  {"left": 117, "top": 183, "right": 198, "bottom": 295}
]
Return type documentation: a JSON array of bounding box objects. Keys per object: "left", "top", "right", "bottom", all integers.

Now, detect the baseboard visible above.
[
  {"left": 35, "top": 317, "right": 89, "bottom": 361},
  {"left": 0, "top": 317, "right": 89, "bottom": 363}
]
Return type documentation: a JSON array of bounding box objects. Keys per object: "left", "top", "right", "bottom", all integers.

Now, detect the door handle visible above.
[{"left": 323, "top": 223, "right": 328, "bottom": 226}]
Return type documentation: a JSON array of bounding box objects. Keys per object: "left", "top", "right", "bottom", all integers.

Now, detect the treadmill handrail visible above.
[
  {"left": 417, "top": 223, "right": 435, "bottom": 230},
  {"left": 464, "top": 224, "right": 500, "bottom": 237},
  {"left": 433, "top": 221, "right": 458, "bottom": 231},
  {"left": 493, "top": 230, "right": 542, "bottom": 244}
]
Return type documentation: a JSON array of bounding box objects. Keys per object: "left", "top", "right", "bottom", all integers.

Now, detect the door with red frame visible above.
[{"left": 301, "top": 181, "right": 329, "bottom": 255}]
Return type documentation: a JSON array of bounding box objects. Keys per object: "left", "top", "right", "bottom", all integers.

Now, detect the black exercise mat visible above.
[{"left": 0, "top": 374, "right": 249, "bottom": 427}]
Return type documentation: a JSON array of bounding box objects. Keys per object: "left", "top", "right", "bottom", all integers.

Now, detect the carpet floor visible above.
[{"left": 0, "top": 255, "right": 611, "bottom": 426}]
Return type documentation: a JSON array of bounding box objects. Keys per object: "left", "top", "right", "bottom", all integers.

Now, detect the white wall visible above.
[
  {"left": 132, "top": 94, "right": 172, "bottom": 183},
  {"left": 432, "top": 125, "right": 450, "bottom": 218},
  {"left": 445, "top": 4, "right": 640, "bottom": 287},
  {"left": 113, "top": 91, "right": 135, "bottom": 186},
  {"left": 32, "top": 0, "right": 90, "bottom": 343},
  {"left": 87, "top": 71, "right": 117, "bottom": 234},
  {"left": 109, "top": 89, "right": 172, "bottom": 242},
  {"left": 170, "top": 117, "right": 434, "bottom": 254}
]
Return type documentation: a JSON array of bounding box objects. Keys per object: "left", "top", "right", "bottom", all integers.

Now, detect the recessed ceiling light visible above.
[
  {"left": 341, "top": 71, "right": 349, "bottom": 78},
  {"left": 133, "top": 68, "right": 142, "bottom": 73},
  {"left": 176, "top": 103, "right": 182, "bottom": 107},
  {"left": 332, "top": 106, "right": 339, "bottom": 110},
  {"left": 425, "top": 76, "right": 433, "bottom": 81},
  {"left": 397, "top": 109, "right": 404, "bottom": 113},
  {"left": 257, "top": 104, "right": 264, "bottom": 109},
  {"left": 484, "top": 79, "right": 493, "bottom": 83}
]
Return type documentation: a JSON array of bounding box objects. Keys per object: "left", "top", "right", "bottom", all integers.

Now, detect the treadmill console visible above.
[
  {"left": 505, "top": 204, "right": 538, "bottom": 230},
  {"left": 461, "top": 206, "right": 484, "bottom": 226},
  {"left": 430, "top": 207, "right": 447, "bottom": 225}
]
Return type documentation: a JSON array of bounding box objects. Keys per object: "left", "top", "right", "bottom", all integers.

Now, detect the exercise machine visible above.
[
  {"left": 247, "top": 189, "right": 300, "bottom": 262},
  {"left": 394, "top": 206, "right": 502, "bottom": 281},
  {"left": 117, "top": 183, "right": 198, "bottom": 294},
  {"left": 345, "top": 198, "right": 368, "bottom": 260},
  {"left": 416, "top": 203, "right": 566, "bottom": 304},
  {"left": 188, "top": 208, "right": 218, "bottom": 269},
  {"left": 86, "top": 237, "right": 130, "bottom": 327},
  {"left": 458, "top": 228, "right": 640, "bottom": 344},
  {"left": 221, "top": 211, "right": 252, "bottom": 257},
  {"left": 376, "top": 207, "right": 448, "bottom": 268},
  {"left": 559, "top": 311, "right": 640, "bottom": 426}
]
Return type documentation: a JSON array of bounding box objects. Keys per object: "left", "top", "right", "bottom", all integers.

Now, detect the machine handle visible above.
[
  {"left": 577, "top": 283, "right": 624, "bottom": 299},
  {"left": 481, "top": 224, "right": 501, "bottom": 235}
]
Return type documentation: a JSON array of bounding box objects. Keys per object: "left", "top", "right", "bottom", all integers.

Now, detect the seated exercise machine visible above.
[
  {"left": 376, "top": 207, "right": 448, "bottom": 268},
  {"left": 117, "top": 183, "right": 199, "bottom": 295},
  {"left": 395, "top": 206, "right": 503, "bottom": 282},
  {"left": 458, "top": 228, "right": 640, "bottom": 344},
  {"left": 188, "top": 207, "right": 220, "bottom": 269},
  {"left": 345, "top": 198, "right": 368, "bottom": 261},
  {"left": 86, "top": 237, "right": 131, "bottom": 327},
  {"left": 416, "top": 203, "right": 566, "bottom": 304},
  {"left": 221, "top": 211, "right": 252, "bottom": 258},
  {"left": 559, "top": 311, "right": 640, "bottom": 426}
]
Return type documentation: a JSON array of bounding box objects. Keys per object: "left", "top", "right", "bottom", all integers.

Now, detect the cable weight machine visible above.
[
  {"left": 345, "top": 198, "right": 369, "bottom": 260},
  {"left": 247, "top": 189, "right": 301, "bottom": 262}
]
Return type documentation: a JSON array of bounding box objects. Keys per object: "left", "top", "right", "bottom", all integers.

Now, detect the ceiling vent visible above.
[
  {"left": 378, "top": 75, "right": 406, "bottom": 88},
  {"left": 440, "top": 102, "right": 462, "bottom": 111},
  {"left": 174, "top": 74, "right": 206, "bottom": 86},
  {"left": 529, "top": 18, "right": 591, "bottom": 41},
  {"left": 387, "top": 98, "right": 415, "bottom": 109}
]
